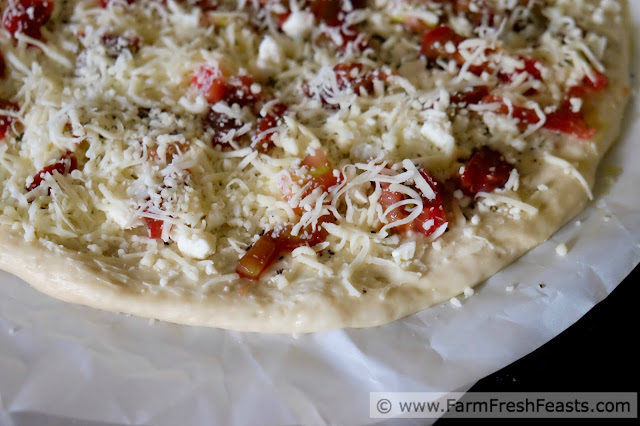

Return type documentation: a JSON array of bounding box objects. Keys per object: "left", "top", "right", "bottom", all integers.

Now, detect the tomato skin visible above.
[
  {"left": 543, "top": 106, "right": 595, "bottom": 141},
  {"left": 421, "top": 26, "right": 466, "bottom": 64},
  {"left": 310, "top": 0, "right": 343, "bottom": 27},
  {"left": 377, "top": 168, "right": 447, "bottom": 237},
  {"left": 204, "top": 110, "right": 245, "bottom": 147},
  {"left": 26, "top": 152, "right": 78, "bottom": 192},
  {"left": 301, "top": 149, "right": 340, "bottom": 191},
  {"left": 191, "top": 66, "right": 227, "bottom": 104},
  {"left": 459, "top": 147, "right": 514, "bottom": 196},
  {"left": 451, "top": 85, "right": 489, "bottom": 106},
  {"left": 225, "top": 75, "right": 262, "bottom": 108},
  {"left": 3, "top": 0, "right": 54, "bottom": 41},
  {"left": 481, "top": 94, "right": 541, "bottom": 126},
  {"left": 191, "top": 67, "right": 261, "bottom": 108},
  {"left": 236, "top": 217, "right": 332, "bottom": 280},
  {"left": 482, "top": 94, "right": 596, "bottom": 140},
  {"left": 0, "top": 100, "right": 19, "bottom": 141},
  {"left": 254, "top": 103, "right": 287, "bottom": 153},
  {"left": 143, "top": 217, "right": 165, "bottom": 239}
]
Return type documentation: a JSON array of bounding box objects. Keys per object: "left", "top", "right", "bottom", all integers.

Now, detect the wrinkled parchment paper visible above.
[{"left": 1, "top": 10, "right": 639, "bottom": 426}]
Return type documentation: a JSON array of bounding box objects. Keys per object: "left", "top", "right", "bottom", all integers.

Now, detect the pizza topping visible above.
[
  {"left": 26, "top": 152, "right": 78, "bottom": 192},
  {"left": 0, "top": 101, "right": 19, "bottom": 141},
  {"left": 253, "top": 102, "right": 287, "bottom": 153},
  {"left": 2, "top": 0, "right": 54, "bottom": 41},
  {"left": 144, "top": 217, "right": 164, "bottom": 239},
  {"left": 481, "top": 94, "right": 595, "bottom": 140},
  {"left": 459, "top": 148, "right": 514, "bottom": 196},
  {"left": 236, "top": 216, "right": 331, "bottom": 280}
]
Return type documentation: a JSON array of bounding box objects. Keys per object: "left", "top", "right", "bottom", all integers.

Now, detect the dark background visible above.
[{"left": 435, "top": 263, "right": 638, "bottom": 423}]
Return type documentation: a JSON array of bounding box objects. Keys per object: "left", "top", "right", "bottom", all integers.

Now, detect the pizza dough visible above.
[{"left": 0, "top": 0, "right": 631, "bottom": 332}]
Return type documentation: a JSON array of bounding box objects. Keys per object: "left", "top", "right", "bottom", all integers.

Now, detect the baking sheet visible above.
[{"left": 1, "top": 7, "right": 639, "bottom": 426}]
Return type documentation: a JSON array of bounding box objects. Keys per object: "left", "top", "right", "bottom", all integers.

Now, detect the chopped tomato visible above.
[
  {"left": 420, "top": 26, "right": 466, "bottom": 64},
  {"left": 568, "top": 70, "right": 609, "bottom": 99},
  {"left": 0, "top": 49, "right": 6, "bottom": 79},
  {"left": 310, "top": 0, "right": 343, "bottom": 27},
  {"left": 27, "top": 151, "right": 78, "bottom": 192},
  {"left": 225, "top": 75, "right": 262, "bottom": 108},
  {"left": 300, "top": 149, "right": 340, "bottom": 191},
  {"left": 498, "top": 57, "right": 543, "bottom": 83},
  {"left": 236, "top": 216, "right": 332, "bottom": 280},
  {"left": 451, "top": 85, "right": 489, "bottom": 105},
  {"left": 377, "top": 167, "right": 448, "bottom": 237},
  {"left": 253, "top": 102, "right": 287, "bottom": 153},
  {"left": 102, "top": 33, "right": 140, "bottom": 57},
  {"left": 480, "top": 94, "right": 541, "bottom": 126},
  {"left": 3, "top": 0, "right": 54, "bottom": 41},
  {"left": 481, "top": 94, "right": 595, "bottom": 140},
  {"left": 191, "top": 66, "right": 227, "bottom": 104},
  {"left": 584, "top": 70, "right": 608, "bottom": 91},
  {"left": 0, "top": 100, "right": 19, "bottom": 141},
  {"left": 459, "top": 147, "right": 514, "bottom": 195},
  {"left": 280, "top": 149, "right": 340, "bottom": 215},
  {"left": 378, "top": 184, "right": 410, "bottom": 234},
  {"left": 543, "top": 105, "right": 595, "bottom": 141},
  {"left": 333, "top": 62, "right": 388, "bottom": 93},
  {"left": 236, "top": 233, "right": 279, "bottom": 279},
  {"left": 143, "top": 217, "right": 165, "bottom": 239},
  {"left": 191, "top": 67, "right": 261, "bottom": 108},
  {"left": 204, "top": 110, "right": 245, "bottom": 147}
]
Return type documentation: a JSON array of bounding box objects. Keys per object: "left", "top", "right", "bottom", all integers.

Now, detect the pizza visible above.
[{"left": 0, "top": 0, "right": 631, "bottom": 332}]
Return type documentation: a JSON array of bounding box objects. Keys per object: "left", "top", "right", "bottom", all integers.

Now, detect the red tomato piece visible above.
[
  {"left": 3, "top": 0, "right": 54, "bottom": 41},
  {"left": 584, "top": 70, "right": 608, "bottom": 91},
  {"left": 451, "top": 85, "right": 489, "bottom": 105},
  {"left": 0, "top": 100, "right": 19, "bottom": 141},
  {"left": 459, "top": 147, "right": 514, "bottom": 195},
  {"left": 236, "top": 216, "right": 332, "bottom": 280},
  {"left": 310, "top": 0, "right": 343, "bottom": 27},
  {"left": 301, "top": 149, "right": 340, "bottom": 191},
  {"left": 499, "top": 57, "right": 543, "bottom": 83},
  {"left": 27, "top": 151, "right": 78, "bottom": 192},
  {"left": 143, "top": 217, "right": 164, "bottom": 239},
  {"left": 254, "top": 103, "right": 287, "bottom": 153},
  {"left": 568, "top": 70, "right": 608, "bottom": 99},
  {"left": 481, "top": 94, "right": 541, "bottom": 126},
  {"left": 543, "top": 106, "right": 595, "bottom": 141},
  {"left": 225, "top": 75, "right": 261, "bottom": 108},
  {"left": 378, "top": 184, "right": 411, "bottom": 234},
  {"left": 204, "top": 110, "right": 245, "bottom": 147},
  {"left": 191, "top": 66, "right": 227, "bottom": 104},
  {"left": 420, "top": 26, "right": 466, "bottom": 64},
  {"left": 236, "top": 233, "right": 279, "bottom": 279},
  {"left": 377, "top": 168, "right": 447, "bottom": 237}
]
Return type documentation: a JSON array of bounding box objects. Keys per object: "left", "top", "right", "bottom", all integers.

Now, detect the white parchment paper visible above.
[{"left": 1, "top": 7, "right": 639, "bottom": 426}]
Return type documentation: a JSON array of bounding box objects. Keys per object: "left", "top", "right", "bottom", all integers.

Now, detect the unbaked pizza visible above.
[{"left": 0, "top": 0, "right": 631, "bottom": 331}]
